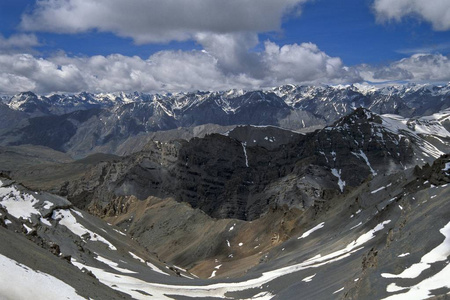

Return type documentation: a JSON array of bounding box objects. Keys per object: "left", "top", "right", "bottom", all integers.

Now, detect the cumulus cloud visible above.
[
  {"left": 0, "top": 50, "right": 260, "bottom": 94},
  {"left": 373, "top": 0, "right": 450, "bottom": 31},
  {"left": 195, "top": 33, "right": 261, "bottom": 76},
  {"left": 2, "top": 48, "right": 450, "bottom": 95},
  {"left": 261, "top": 41, "right": 360, "bottom": 84},
  {"left": 0, "top": 41, "right": 360, "bottom": 94},
  {"left": 0, "top": 53, "right": 87, "bottom": 94},
  {"left": 388, "top": 54, "right": 450, "bottom": 81},
  {"left": 20, "top": 0, "right": 307, "bottom": 44},
  {"left": 358, "top": 53, "right": 450, "bottom": 82},
  {"left": 0, "top": 34, "right": 40, "bottom": 54}
]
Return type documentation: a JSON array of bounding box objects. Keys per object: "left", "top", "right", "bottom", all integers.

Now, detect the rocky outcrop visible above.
[{"left": 414, "top": 153, "right": 450, "bottom": 186}]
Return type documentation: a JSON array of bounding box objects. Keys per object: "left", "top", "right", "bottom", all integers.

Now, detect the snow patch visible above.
[
  {"left": 95, "top": 255, "right": 137, "bottom": 274},
  {"left": 298, "top": 222, "right": 325, "bottom": 239},
  {"left": 443, "top": 162, "right": 450, "bottom": 171},
  {"left": 245, "top": 291, "right": 275, "bottom": 300},
  {"left": 371, "top": 186, "right": 386, "bottom": 194},
  {"left": 113, "top": 228, "right": 126, "bottom": 236},
  {"left": 0, "top": 186, "right": 40, "bottom": 221},
  {"left": 382, "top": 262, "right": 450, "bottom": 299},
  {"left": 42, "top": 201, "right": 53, "bottom": 210},
  {"left": 350, "top": 222, "right": 363, "bottom": 230},
  {"left": 53, "top": 209, "right": 117, "bottom": 250},
  {"left": 302, "top": 274, "right": 316, "bottom": 282},
  {"left": 23, "top": 224, "right": 32, "bottom": 234},
  {"left": 0, "top": 254, "right": 86, "bottom": 300},
  {"left": 209, "top": 270, "right": 217, "bottom": 279},
  {"left": 129, "top": 252, "right": 145, "bottom": 263}
]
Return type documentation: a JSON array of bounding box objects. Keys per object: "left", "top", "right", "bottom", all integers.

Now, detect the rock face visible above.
[{"left": 414, "top": 153, "right": 450, "bottom": 186}]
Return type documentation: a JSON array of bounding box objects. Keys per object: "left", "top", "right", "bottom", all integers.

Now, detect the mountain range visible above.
[
  {"left": 1, "top": 83, "right": 450, "bottom": 299},
  {"left": 1, "top": 83, "right": 449, "bottom": 158}
]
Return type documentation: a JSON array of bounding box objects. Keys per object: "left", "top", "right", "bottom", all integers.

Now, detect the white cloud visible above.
[
  {"left": 358, "top": 53, "right": 450, "bottom": 83},
  {"left": 389, "top": 53, "right": 450, "bottom": 81},
  {"left": 0, "top": 50, "right": 254, "bottom": 94},
  {"left": 373, "top": 0, "right": 450, "bottom": 31},
  {"left": 0, "top": 34, "right": 40, "bottom": 54},
  {"left": 261, "top": 41, "right": 359, "bottom": 85},
  {"left": 1, "top": 0, "right": 448, "bottom": 94},
  {"left": 0, "top": 40, "right": 359, "bottom": 94},
  {"left": 0, "top": 53, "right": 87, "bottom": 94},
  {"left": 20, "top": 0, "right": 308, "bottom": 44},
  {"left": 396, "top": 43, "right": 450, "bottom": 55},
  {"left": 2, "top": 45, "right": 449, "bottom": 95},
  {"left": 195, "top": 33, "right": 261, "bottom": 76}
]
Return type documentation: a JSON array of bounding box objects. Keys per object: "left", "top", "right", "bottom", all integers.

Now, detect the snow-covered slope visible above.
[
  {"left": 0, "top": 178, "right": 182, "bottom": 299},
  {"left": 380, "top": 110, "right": 450, "bottom": 162}
]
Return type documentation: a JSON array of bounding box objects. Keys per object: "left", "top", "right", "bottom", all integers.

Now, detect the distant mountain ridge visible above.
[
  {"left": 1, "top": 83, "right": 450, "bottom": 158},
  {"left": 3, "top": 83, "right": 450, "bottom": 120}
]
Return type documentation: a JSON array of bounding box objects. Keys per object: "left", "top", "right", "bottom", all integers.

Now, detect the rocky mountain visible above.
[
  {"left": 1, "top": 83, "right": 450, "bottom": 158},
  {"left": 3, "top": 83, "right": 450, "bottom": 120},
  {"left": 26, "top": 109, "right": 443, "bottom": 225}
]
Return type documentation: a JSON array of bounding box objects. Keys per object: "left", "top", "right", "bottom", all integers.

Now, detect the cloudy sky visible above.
[{"left": 0, "top": 0, "right": 450, "bottom": 94}]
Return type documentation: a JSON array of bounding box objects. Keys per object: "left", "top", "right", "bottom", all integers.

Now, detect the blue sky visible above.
[{"left": 0, "top": 0, "right": 449, "bottom": 94}]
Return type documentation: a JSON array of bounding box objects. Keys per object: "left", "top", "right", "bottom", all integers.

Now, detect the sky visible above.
[{"left": 0, "top": 0, "right": 450, "bottom": 94}]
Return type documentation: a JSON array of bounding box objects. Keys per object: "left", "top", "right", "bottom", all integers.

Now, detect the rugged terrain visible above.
[
  {"left": 1, "top": 84, "right": 450, "bottom": 299},
  {"left": 2, "top": 153, "right": 450, "bottom": 299}
]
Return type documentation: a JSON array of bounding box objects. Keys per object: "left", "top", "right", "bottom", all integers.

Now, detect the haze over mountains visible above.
[{"left": 1, "top": 83, "right": 450, "bottom": 299}]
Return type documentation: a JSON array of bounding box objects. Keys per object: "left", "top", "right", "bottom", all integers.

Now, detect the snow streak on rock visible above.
[
  {"left": 242, "top": 142, "right": 249, "bottom": 168},
  {"left": 331, "top": 168, "right": 346, "bottom": 192}
]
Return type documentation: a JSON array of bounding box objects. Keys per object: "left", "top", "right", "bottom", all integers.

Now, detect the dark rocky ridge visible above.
[{"left": 62, "top": 108, "right": 418, "bottom": 221}]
